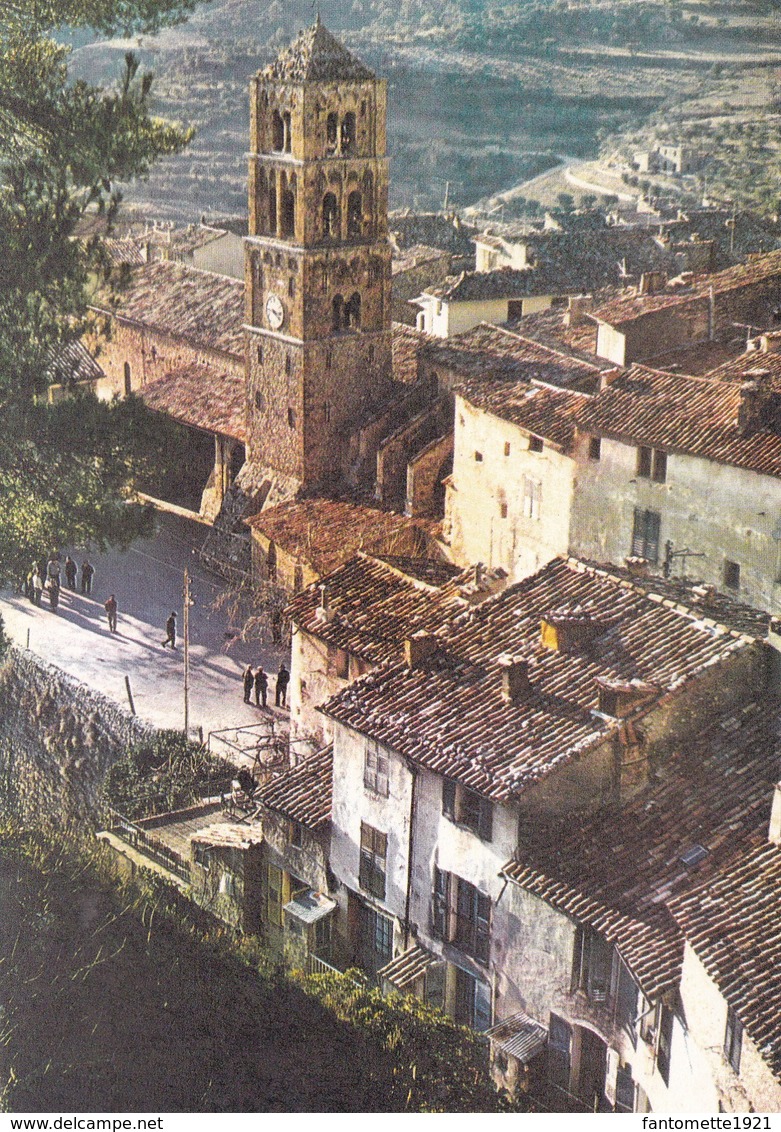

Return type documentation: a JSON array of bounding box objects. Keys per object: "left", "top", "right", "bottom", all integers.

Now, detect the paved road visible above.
[{"left": 0, "top": 512, "right": 290, "bottom": 744}]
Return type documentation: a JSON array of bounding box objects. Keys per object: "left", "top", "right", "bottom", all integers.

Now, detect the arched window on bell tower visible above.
[
  {"left": 326, "top": 112, "right": 338, "bottom": 155},
  {"left": 269, "top": 177, "right": 277, "bottom": 234},
  {"left": 281, "top": 174, "right": 295, "bottom": 238},
  {"left": 323, "top": 193, "right": 339, "bottom": 238},
  {"left": 272, "top": 110, "right": 285, "bottom": 152},
  {"left": 341, "top": 112, "right": 356, "bottom": 155},
  {"left": 283, "top": 110, "right": 292, "bottom": 153},
  {"left": 347, "top": 191, "right": 362, "bottom": 237},
  {"left": 345, "top": 291, "right": 361, "bottom": 328}
]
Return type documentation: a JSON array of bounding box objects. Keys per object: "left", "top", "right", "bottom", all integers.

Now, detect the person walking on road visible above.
[
  {"left": 31, "top": 568, "right": 43, "bottom": 607},
  {"left": 64, "top": 556, "right": 77, "bottom": 589},
  {"left": 48, "top": 578, "right": 60, "bottom": 612},
  {"left": 254, "top": 665, "right": 268, "bottom": 708},
  {"left": 161, "top": 611, "right": 177, "bottom": 649},
  {"left": 104, "top": 594, "right": 118, "bottom": 633},
  {"left": 275, "top": 662, "right": 289, "bottom": 708},
  {"left": 81, "top": 559, "right": 94, "bottom": 595},
  {"left": 243, "top": 663, "right": 254, "bottom": 703}
]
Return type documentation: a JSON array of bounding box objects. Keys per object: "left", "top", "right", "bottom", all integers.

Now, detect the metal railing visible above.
[{"left": 106, "top": 808, "right": 191, "bottom": 884}]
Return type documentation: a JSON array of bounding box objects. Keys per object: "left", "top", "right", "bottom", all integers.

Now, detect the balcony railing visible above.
[{"left": 105, "top": 808, "right": 191, "bottom": 884}]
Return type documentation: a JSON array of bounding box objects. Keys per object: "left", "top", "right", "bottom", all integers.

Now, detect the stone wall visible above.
[{"left": 0, "top": 647, "right": 153, "bottom": 828}]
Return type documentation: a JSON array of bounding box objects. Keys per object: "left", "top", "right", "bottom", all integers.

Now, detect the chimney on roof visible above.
[
  {"left": 497, "top": 654, "right": 530, "bottom": 702},
  {"left": 404, "top": 631, "right": 437, "bottom": 670},
  {"left": 624, "top": 556, "right": 651, "bottom": 577},
  {"left": 759, "top": 332, "right": 781, "bottom": 354},
  {"left": 595, "top": 677, "right": 657, "bottom": 719},
  {"left": 736, "top": 376, "right": 774, "bottom": 436},
  {"left": 540, "top": 609, "right": 607, "bottom": 652},
  {"left": 639, "top": 270, "right": 668, "bottom": 296},
  {"left": 315, "top": 582, "right": 333, "bottom": 623},
  {"left": 769, "top": 782, "right": 781, "bottom": 845},
  {"left": 564, "top": 294, "right": 593, "bottom": 328}
]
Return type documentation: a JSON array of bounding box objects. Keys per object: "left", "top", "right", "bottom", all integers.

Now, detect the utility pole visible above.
[{"left": 183, "top": 567, "right": 190, "bottom": 738}]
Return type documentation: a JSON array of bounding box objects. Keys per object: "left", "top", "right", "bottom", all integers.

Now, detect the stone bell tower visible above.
[{"left": 244, "top": 19, "right": 394, "bottom": 492}]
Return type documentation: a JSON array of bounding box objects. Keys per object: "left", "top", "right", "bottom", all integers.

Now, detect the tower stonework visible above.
[{"left": 244, "top": 20, "right": 394, "bottom": 492}]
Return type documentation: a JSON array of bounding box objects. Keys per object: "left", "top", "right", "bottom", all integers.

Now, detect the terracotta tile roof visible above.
[
  {"left": 502, "top": 700, "right": 779, "bottom": 999},
  {"left": 257, "top": 745, "right": 333, "bottom": 830},
  {"left": 94, "top": 261, "right": 245, "bottom": 359},
  {"left": 421, "top": 322, "right": 602, "bottom": 392},
  {"left": 374, "top": 555, "right": 461, "bottom": 586},
  {"left": 590, "top": 249, "right": 781, "bottom": 329},
  {"left": 392, "top": 244, "right": 449, "bottom": 275},
  {"left": 706, "top": 345, "right": 781, "bottom": 388},
  {"left": 485, "top": 1011, "right": 549, "bottom": 1064},
  {"left": 321, "top": 556, "right": 767, "bottom": 804},
  {"left": 508, "top": 300, "right": 619, "bottom": 360},
  {"left": 669, "top": 835, "right": 781, "bottom": 1080},
  {"left": 245, "top": 499, "right": 440, "bottom": 578},
  {"left": 457, "top": 378, "right": 591, "bottom": 452},
  {"left": 261, "top": 20, "right": 374, "bottom": 82},
  {"left": 140, "top": 363, "right": 246, "bottom": 443},
  {"left": 45, "top": 341, "right": 105, "bottom": 385},
  {"left": 102, "top": 238, "right": 147, "bottom": 267},
  {"left": 287, "top": 552, "right": 469, "bottom": 666},
  {"left": 577, "top": 364, "right": 781, "bottom": 478},
  {"left": 425, "top": 268, "right": 542, "bottom": 302}
]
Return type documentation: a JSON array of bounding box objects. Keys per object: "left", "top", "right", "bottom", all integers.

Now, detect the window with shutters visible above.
[
  {"left": 589, "top": 436, "right": 601, "bottom": 460},
  {"left": 454, "top": 966, "right": 492, "bottom": 1031},
  {"left": 523, "top": 476, "right": 542, "bottom": 520},
  {"left": 636, "top": 446, "right": 652, "bottom": 478},
  {"left": 432, "top": 868, "right": 490, "bottom": 962},
  {"left": 656, "top": 1004, "right": 674, "bottom": 1085},
  {"left": 442, "top": 778, "right": 493, "bottom": 841},
  {"left": 615, "top": 957, "right": 640, "bottom": 1047},
  {"left": 359, "top": 822, "right": 387, "bottom": 899},
  {"left": 364, "top": 742, "right": 389, "bottom": 796},
  {"left": 652, "top": 449, "right": 667, "bottom": 482},
  {"left": 573, "top": 926, "right": 615, "bottom": 1003},
  {"left": 637, "top": 446, "right": 667, "bottom": 482},
  {"left": 357, "top": 902, "right": 393, "bottom": 975},
  {"left": 724, "top": 559, "right": 741, "bottom": 591},
  {"left": 631, "top": 508, "right": 661, "bottom": 563},
  {"left": 724, "top": 1005, "right": 743, "bottom": 1074},
  {"left": 615, "top": 1061, "right": 636, "bottom": 1113},
  {"left": 529, "top": 435, "right": 544, "bottom": 452}
]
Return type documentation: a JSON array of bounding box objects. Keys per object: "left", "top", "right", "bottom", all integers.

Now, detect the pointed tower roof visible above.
[{"left": 261, "top": 18, "right": 375, "bottom": 83}]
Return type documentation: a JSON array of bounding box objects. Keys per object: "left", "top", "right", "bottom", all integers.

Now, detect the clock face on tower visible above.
[{"left": 266, "top": 293, "right": 285, "bottom": 330}]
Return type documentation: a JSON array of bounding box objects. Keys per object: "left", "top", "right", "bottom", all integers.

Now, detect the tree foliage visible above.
[{"left": 0, "top": 0, "right": 205, "bottom": 583}]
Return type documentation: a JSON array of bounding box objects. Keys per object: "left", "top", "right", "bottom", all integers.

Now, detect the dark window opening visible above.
[
  {"left": 345, "top": 291, "right": 361, "bottom": 328},
  {"left": 322, "top": 192, "right": 339, "bottom": 238},
  {"left": 454, "top": 967, "right": 491, "bottom": 1031},
  {"left": 347, "top": 191, "right": 362, "bottom": 237},
  {"left": 637, "top": 446, "right": 652, "bottom": 478},
  {"left": 282, "top": 110, "right": 291, "bottom": 153},
  {"left": 285, "top": 354, "right": 292, "bottom": 376},
  {"left": 269, "top": 185, "right": 277, "bottom": 233},
  {"left": 589, "top": 436, "right": 601, "bottom": 461},
  {"left": 266, "top": 542, "right": 277, "bottom": 582},
  {"left": 271, "top": 110, "right": 284, "bottom": 152},
  {"left": 325, "top": 348, "right": 333, "bottom": 369},
  {"left": 281, "top": 189, "right": 295, "bottom": 238},
  {"left": 657, "top": 1005, "right": 674, "bottom": 1086},
  {"left": 341, "top": 111, "right": 356, "bottom": 154},
  {"left": 724, "top": 559, "right": 740, "bottom": 591},
  {"left": 364, "top": 743, "right": 389, "bottom": 796},
  {"left": 332, "top": 294, "right": 344, "bottom": 332},
  {"left": 724, "top": 1006, "right": 743, "bottom": 1074},
  {"left": 326, "top": 112, "right": 338, "bottom": 154},
  {"left": 615, "top": 1062, "right": 635, "bottom": 1113},
  {"left": 289, "top": 820, "right": 303, "bottom": 847},
  {"left": 474, "top": 451, "right": 483, "bottom": 463},
  {"left": 547, "top": 1014, "right": 572, "bottom": 1093},
  {"left": 357, "top": 902, "right": 392, "bottom": 976},
  {"left": 359, "top": 822, "right": 387, "bottom": 900},
  {"left": 529, "top": 435, "right": 544, "bottom": 452},
  {"left": 631, "top": 508, "right": 661, "bottom": 563},
  {"left": 323, "top": 401, "right": 332, "bottom": 423},
  {"left": 288, "top": 276, "right": 295, "bottom": 299},
  {"left": 368, "top": 344, "right": 375, "bottom": 365},
  {"left": 123, "top": 361, "right": 131, "bottom": 396},
  {"left": 360, "top": 99, "right": 367, "bottom": 116},
  {"left": 442, "top": 778, "right": 493, "bottom": 841},
  {"left": 254, "top": 390, "right": 265, "bottom": 412},
  {"left": 573, "top": 926, "right": 614, "bottom": 1003},
  {"left": 293, "top": 565, "right": 304, "bottom": 592},
  {"left": 432, "top": 868, "right": 490, "bottom": 963},
  {"left": 504, "top": 441, "right": 511, "bottom": 457},
  {"left": 257, "top": 344, "right": 263, "bottom": 365},
  {"left": 652, "top": 449, "right": 667, "bottom": 483},
  {"left": 500, "top": 502, "right": 508, "bottom": 519},
  {"left": 598, "top": 686, "right": 619, "bottom": 717},
  {"left": 287, "top": 407, "right": 296, "bottom": 429}
]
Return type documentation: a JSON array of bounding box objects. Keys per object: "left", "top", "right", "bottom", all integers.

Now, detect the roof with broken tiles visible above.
[
  {"left": 140, "top": 363, "right": 246, "bottom": 443},
  {"left": 456, "top": 378, "right": 592, "bottom": 452},
  {"left": 287, "top": 552, "right": 474, "bottom": 666},
  {"left": 92, "top": 261, "right": 245, "bottom": 359},
  {"left": 423, "top": 268, "right": 547, "bottom": 302},
  {"left": 502, "top": 699, "right": 779, "bottom": 1001},
  {"left": 589, "top": 249, "right": 781, "bottom": 329},
  {"left": 260, "top": 19, "right": 374, "bottom": 83},
  {"left": 421, "top": 322, "right": 603, "bottom": 392},
  {"left": 244, "top": 499, "right": 440, "bottom": 577},
  {"left": 669, "top": 832, "right": 781, "bottom": 1081},
  {"left": 321, "top": 556, "right": 770, "bottom": 803},
  {"left": 256, "top": 745, "right": 333, "bottom": 830},
  {"left": 577, "top": 363, "right": 781, "bottom": 478}
]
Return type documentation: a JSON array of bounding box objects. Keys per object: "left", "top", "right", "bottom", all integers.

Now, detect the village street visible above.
[{"left": 0, "top": 511, "right": 290, "bottom": 745}]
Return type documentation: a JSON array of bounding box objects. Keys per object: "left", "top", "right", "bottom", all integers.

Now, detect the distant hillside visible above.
[{"left": 67, "top": 0, "right": 781, "bottom": 221}]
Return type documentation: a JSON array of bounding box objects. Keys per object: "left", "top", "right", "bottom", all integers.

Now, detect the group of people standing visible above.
[
  {"left": 243, "top": 661, "right": 289, "bottom": 709},
  {"left": 24, "top": 554, "right": 94, "bottom": 612}
]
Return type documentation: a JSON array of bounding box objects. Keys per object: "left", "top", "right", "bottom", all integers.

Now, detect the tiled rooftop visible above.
[
  {"left": 392, "top": 321, "right": 432, "bottom": 384},
  {"left": 93, "top": 261, "right": 245, "bottom": 359},
  {"left": 578, "top": 363, "right": 781, "bottom": 478},
  {"left": 670, "top": 833, "right": 781, "bottom": 1080},
  {"left": 260, "top": 19, "right": 374, "bottom": 83},
  {"left": 457, "top": 378, "right": 591, "bottom": 452},
  {"left": 322, "top": 556, "right": 768, "bottom": 803},
  {"left": 425, "top": 268, "right": 541, "bottom": 302},
  {"left": 257, "top": 745, "right": 333, "bottom": 830},
  {"left": 245, "top": 499, "right": 440, "bottom": 578},
  {"left": 503, "top": 699, "right": 779, "bottom": 1000},
  {"left": 140, "top": 363, "right": 246, "bottom": 443},
  {"left": 287, "top": 552, "right": 469, "bottom": 666},
  {"left": 45, "top": 340, "right": 105, "bottom": 385},
  {"left": 422, "top": 322, "right": 602, "bottom": 392}
]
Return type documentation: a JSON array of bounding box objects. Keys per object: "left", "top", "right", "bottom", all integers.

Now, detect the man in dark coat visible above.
[
  {"left": 104, "top": 594, "right": 118, "bottom": 633},
  {"left": 64, "top": 556, "right": 77, "bottom": 589},
  {"left": 243, "top": 664, "right": 254, "bottom": 703},
  {"left": 254, "top": 665, "right": 268, "bottom": 708},
  {"left": 275, "top": 662, "right": 290, "bottom": 707},
  {"left": 81, "top": 559, "right": 94, "bottom": 595},
  {"left": 161, "top": 611, "right": 177, "bottom": 648}
]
